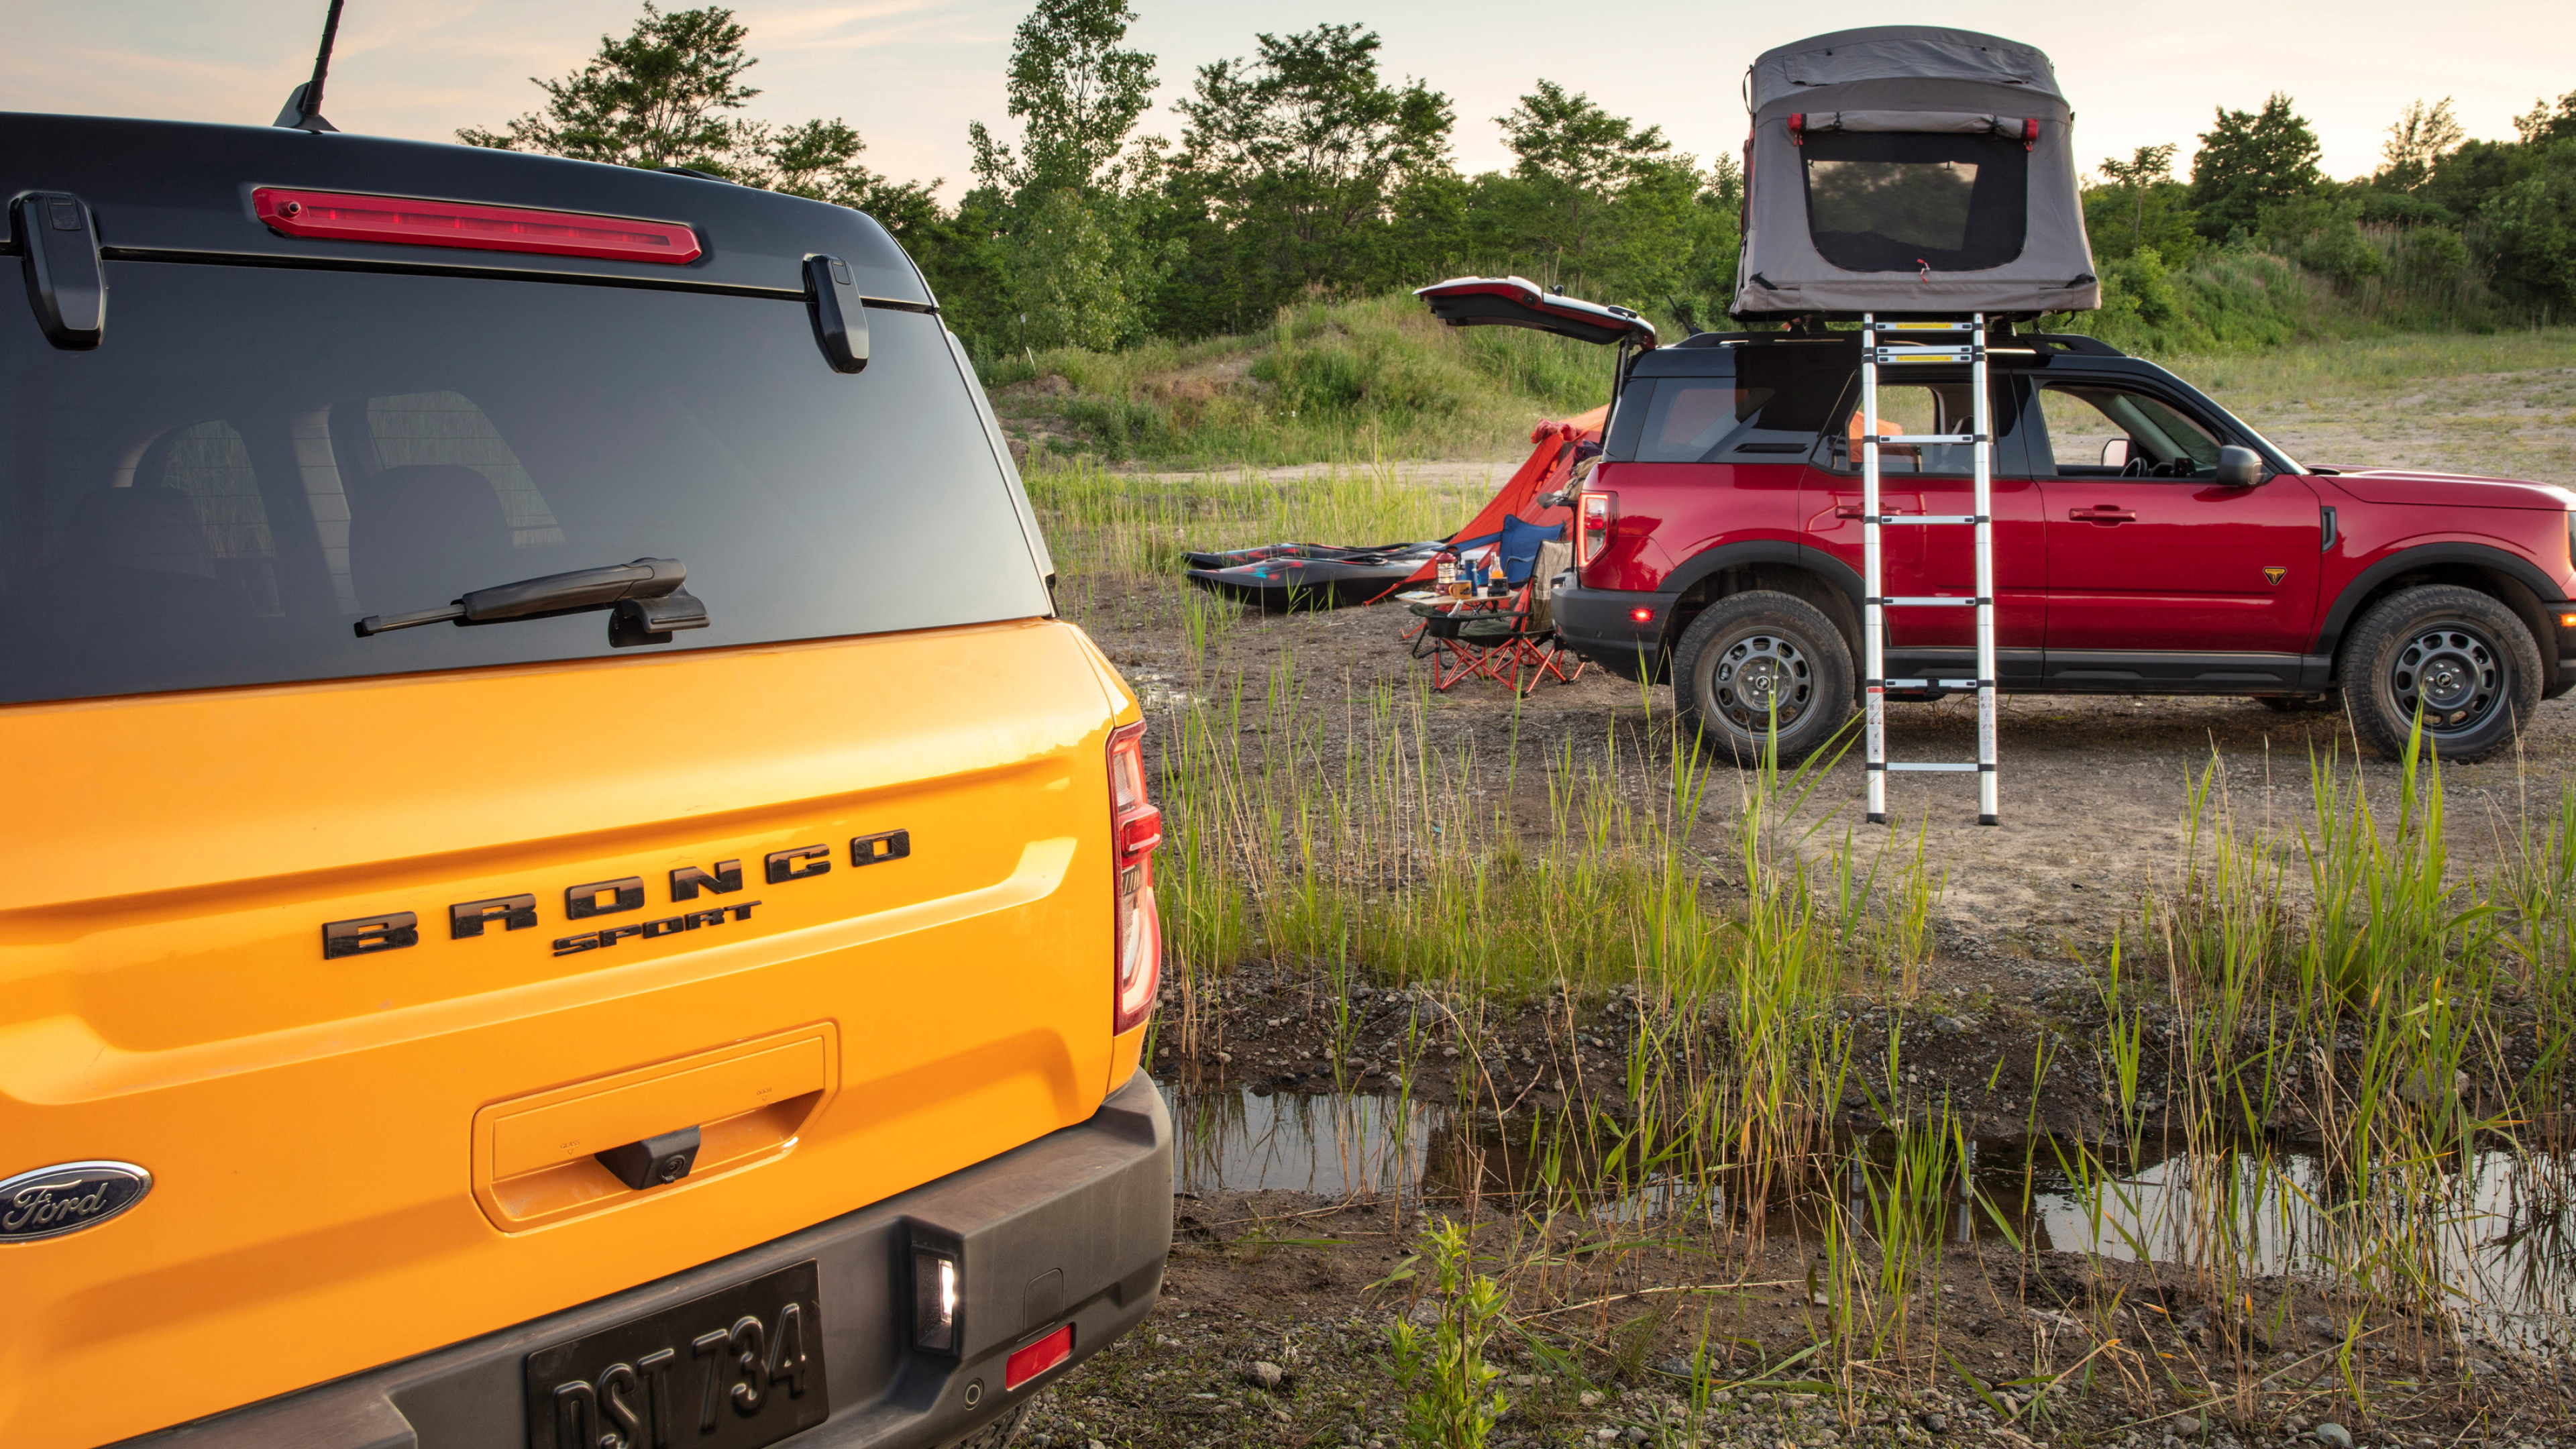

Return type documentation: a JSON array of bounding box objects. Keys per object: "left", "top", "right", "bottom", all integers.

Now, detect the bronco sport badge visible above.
[
  {"left": 0, "top": 1161, "right": 152, "bottom": 1242},
  {"left": 2263, "top": 567, "right": 2288, "bottom": 585}
]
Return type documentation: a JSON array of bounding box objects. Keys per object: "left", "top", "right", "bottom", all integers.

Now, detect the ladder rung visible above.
[
  {"left": 1874, "top": 347, "right": 1978, "bottom": 364},
  {"left": 1871, "top": 433, "right": 1983, "bottom": 445},
  {"left": 1870, "top": 596, "right": 1986, "bottom": 607},
  {"left": 1872, "top": 321, "right": 1976, "bottom": 332},
  {"left": 1866, "top": 762, "right": 1985, "bottom": 773},
  {"left": 1868, "top": 514, "right": 1982, "bottom": 525},
  {"left": 1872, "top": 678, "right": 1992, "bottom": 690}
]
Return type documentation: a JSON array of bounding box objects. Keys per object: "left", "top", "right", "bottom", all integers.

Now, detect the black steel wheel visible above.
[
  {"left": 2340, "top": 584, "right": 2540, "bottom": 761},
  {"left": 1671, "top": 590, "right": 1855, "bottom": 765}
]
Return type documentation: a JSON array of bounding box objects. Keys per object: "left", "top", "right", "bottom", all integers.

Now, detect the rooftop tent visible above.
[{"left": 1733, "top": 27, "right": 2100, "bottom": 318}]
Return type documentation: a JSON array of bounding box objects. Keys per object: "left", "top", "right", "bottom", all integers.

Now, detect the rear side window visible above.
[
  {"left": 1608, "top": 347, "right": 1847, "bottom": 463},
  {"left": 1, "top": 263, "right": 1049, "bottom": 705},
  {"left": 1802, "top": 131, "right": 2027, "bottom": 273}
]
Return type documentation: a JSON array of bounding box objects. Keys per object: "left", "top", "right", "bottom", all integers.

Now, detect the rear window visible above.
[
  {"left": 1, "top": 262, "right": 1049, "bottom": 705},
  {"left": 1801, "top": 131, "right": 2027, "bottom": 273}
]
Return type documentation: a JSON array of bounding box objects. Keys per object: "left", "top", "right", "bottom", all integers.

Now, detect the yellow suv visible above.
[{"left": 1, "top": 111, "right": 1170, "bottom": 1449}]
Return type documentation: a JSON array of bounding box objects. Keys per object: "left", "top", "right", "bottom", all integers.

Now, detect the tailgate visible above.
[{"left": 0, "top": 621, "right": 1130, "bottom": 1447}]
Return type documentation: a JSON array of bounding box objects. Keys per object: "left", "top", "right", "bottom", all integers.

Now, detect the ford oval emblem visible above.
[{"left": 0, "top": 1161, "right": 152, "bottom": 1243}]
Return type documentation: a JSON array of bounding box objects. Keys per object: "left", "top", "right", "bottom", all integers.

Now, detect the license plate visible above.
[{"left": 526, "top": 1260, "right": 830, "bottom": 1449}]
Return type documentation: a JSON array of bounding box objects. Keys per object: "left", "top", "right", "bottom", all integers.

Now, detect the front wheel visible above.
[
  {"left": 2339, "top": 584, "right": 2540, "bottom": 762},
  {"left": 1670, "top": 590, "right": 1856, "bottom": 766}
]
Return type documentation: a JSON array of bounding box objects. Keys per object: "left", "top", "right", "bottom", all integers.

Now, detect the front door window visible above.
[{"left": 2033, "top": 381, "right": 2321, "bottom": 659}]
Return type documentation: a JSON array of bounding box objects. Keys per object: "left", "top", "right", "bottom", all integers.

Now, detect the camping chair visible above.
[
  {"left": 1419, "top": 531, "right": 1589, "bottom": 696},
  {"left": 1402, "top": 515, "right": 1561, "bottom": 659}
]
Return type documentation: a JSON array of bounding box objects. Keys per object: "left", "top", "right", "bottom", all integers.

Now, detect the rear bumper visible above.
[
  {"left": 1551, "top": 579, "right": 1668, "bottom": 682},
  {"left": 119, "top": 1071, "right": 1173, "bottom": 1449}
]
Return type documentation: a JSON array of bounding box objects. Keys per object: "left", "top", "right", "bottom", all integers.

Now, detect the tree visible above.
[
  {"left": 2190, "top": 94, "right": 2324, "bottom": 240},
  {"left": 458, "top": 1, "right": 938, "bottom": 241},
  {"left": 967, "top": 0, "right": 1159, "bottom": 197},
  {"left": 1496, "top": 81, "right": 1673, "bottom": 266},
  {"left": 2097, "top": 144, "right": 2180, "bottom": 241},
  {"left": 2378, "top": 98, "right": 2464, "bottom": 191},
  {"left": 1165, "top": 23, "right": 1455, "bottom": 329},
  {"left": 2478, "top": 141, "right": 2576, "bottom": 311},
  {"left": 2515, "top": 90, "right": 2576, "bottom": 146},
  {"left": 458, "top": 3, "right": 757, "bottom": 171}
]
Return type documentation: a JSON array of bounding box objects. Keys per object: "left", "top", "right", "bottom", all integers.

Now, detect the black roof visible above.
[{"left": 0, "top": 112, "right": 931, "bottom": 306}]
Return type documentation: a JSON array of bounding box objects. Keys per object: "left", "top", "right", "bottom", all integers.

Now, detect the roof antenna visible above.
[{"left": 273, "top": 0, "right": 346, "bottom": 133}]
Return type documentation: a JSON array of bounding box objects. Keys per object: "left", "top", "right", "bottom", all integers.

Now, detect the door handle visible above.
[
  {"left": 2069, "top": 506, "right": 2137, "bottom": 524},
  {"left": 1837, "top": 504, "right": 1921, "bottom": 519}
]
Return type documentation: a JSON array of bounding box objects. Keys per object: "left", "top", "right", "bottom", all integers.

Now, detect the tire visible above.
[
  {"left": 941, "top": 1400, "right": 1031, "bottom": 1449},
  {"left": 1670, "top": 590, "right": 1856, "bottom": 766},
  {"left": 2339, "top": 584, "right": 2541, "bottom": 762}
]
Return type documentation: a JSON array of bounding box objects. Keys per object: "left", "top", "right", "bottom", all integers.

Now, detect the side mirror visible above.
[
  {"left": 2215, "top": 445, "right": 2263, "bottom": 487},
  {"left": 2100, "top": 438, "right": 2131, "bottom": 468}
]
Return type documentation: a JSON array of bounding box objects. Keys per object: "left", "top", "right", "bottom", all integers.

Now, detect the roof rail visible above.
[{"left": 2023, "top": 332, "right": 2125, "bottom": 357}]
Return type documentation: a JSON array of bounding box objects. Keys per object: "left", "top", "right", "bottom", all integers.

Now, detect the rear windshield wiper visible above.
[{"left": 356, "top": 557, "right": 710, "bottom": 647}]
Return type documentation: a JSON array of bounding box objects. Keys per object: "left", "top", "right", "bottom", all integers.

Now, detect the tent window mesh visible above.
[{"left": 1801, "top": 131, "right": 2027, "bottom": 273}]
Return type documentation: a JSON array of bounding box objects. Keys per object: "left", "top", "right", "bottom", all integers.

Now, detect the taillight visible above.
[
  {"left": 1108, "top": 721, "right": 1161, "bottom": 1035},
  {"left": 252, "top": 187, "right": 704, "bottom": 265},
  {"left": 1576, "top": 490, "right": 1617, "bottom": 568}
]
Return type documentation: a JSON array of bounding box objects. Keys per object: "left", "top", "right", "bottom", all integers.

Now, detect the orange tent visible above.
[{"left": 1395, "top": 404, "right": 1609, "bottom": 588}]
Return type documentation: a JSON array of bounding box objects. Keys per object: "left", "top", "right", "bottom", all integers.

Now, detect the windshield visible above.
[{"left": 1, "top": 262, "right": 1049, "bottom": 705}]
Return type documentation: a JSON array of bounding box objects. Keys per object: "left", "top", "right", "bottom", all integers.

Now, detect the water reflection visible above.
[{"left": 1163, "top": 1083, "right": 2574, "bottom": 1343}]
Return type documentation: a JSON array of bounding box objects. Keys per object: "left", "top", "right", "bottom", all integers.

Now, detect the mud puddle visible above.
[{"left": 1163, "top": 1082, "right": 2576, "bottom": 1348}]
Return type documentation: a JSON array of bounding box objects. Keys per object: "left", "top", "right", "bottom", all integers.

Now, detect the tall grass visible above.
[
  {"left": 987, "top": 292, "right": 1619, "bottom": 466},
  {"left": 1053, "top": 452, "right": 2570, "bottom": 1425}
]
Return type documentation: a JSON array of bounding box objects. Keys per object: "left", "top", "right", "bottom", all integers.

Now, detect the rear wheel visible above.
[
  {"left": 1671, "top": 590, "right": 1855, "bottom": 766},
  {"left": 2339, "top": 584, "right": 2540, "bottom": 761}
]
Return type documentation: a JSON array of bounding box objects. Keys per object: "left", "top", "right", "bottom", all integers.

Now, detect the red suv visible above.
[{"left": 1542, "top": 327, "right": 2576, "bottom": 763}]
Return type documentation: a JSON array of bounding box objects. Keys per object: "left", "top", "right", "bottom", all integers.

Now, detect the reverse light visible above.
[
  {"left": 1005, "top": 1324, "right": 1074, "bottom": 1390},
  {"left": 1576, "top": 490, "right": 1617, "bottom": 568},
  {"left": 252, "top": 188, "right": 703, "bottom": 265},
  {"left": 913, "top": 1247, "right": 961, "bottom": 1354},
  {"left": 1108, "top": 721, "right": 1162, "bottom": 1035}
]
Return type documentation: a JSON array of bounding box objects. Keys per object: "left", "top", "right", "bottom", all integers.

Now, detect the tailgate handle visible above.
[
  {"left": 13, "top": 192, "right": 105, "bottom": 350},
  {"left": 596, "top": 1125, "right": 702, "bottom": 1191}
]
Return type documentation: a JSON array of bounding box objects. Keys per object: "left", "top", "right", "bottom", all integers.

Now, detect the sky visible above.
[{"left": 11, "top": 1, "right": 2572, "bottom": 203}]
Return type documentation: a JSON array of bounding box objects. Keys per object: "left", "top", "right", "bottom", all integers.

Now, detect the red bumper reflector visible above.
[
  {"left": 1629, "top": 608, "right": 1655, "bottom": 623},
  {"left": 1004, "top": 1324, "right": 1073, "bottom": 1389},
  {"left": 253, "top": 188, "right": 702, "bottom": 265}
]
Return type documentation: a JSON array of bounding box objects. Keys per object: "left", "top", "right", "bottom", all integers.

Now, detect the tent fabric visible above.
[
  {"left": 1395, "top": 405, "right": 1607, "bottom": 588},
  {"left": 1734, "top": 26, "right": 2099, "bottom": 317}
]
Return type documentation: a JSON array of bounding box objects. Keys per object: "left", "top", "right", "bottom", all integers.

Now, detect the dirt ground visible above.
[
  {"left": 1012, "top": 360, "right": 2576, "bottom": 1449},
  {"left": 1018, "top": 1189, "right": 2567, "bottom": 1449}
]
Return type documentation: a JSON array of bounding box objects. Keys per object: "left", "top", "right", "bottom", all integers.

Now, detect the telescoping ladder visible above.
[{"left": 1860, "top": 314, "right": 1998, "bottom": 826}]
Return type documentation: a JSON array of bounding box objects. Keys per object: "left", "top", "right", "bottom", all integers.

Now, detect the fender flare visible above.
[
  {"left": 2316, "top": 541, "right": 2568, "bottom": 661},
  {"left": 1661, "top": 541, "right": 1865, "bottom": 606},
  {"left": 1658, "top": 540, "right": 1867, "bottom": 653}
]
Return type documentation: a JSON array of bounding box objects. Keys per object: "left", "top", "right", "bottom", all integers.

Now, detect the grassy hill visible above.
[{"left": 983, "top": 246, "right": 2563, "bottom": 469}]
